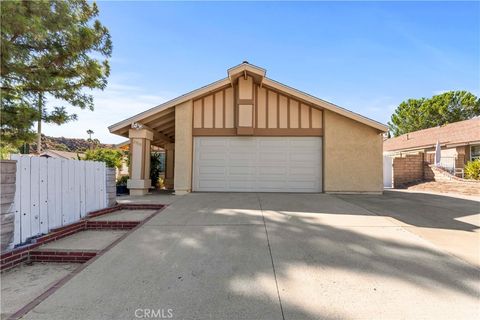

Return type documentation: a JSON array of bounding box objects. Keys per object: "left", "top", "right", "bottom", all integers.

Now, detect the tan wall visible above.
[
  {"left": 174, "top": 100, "right": 193, "bottom": 194},
  {"left": 324, "top": 110, "right": 383, "bottom": 193},
  {"left": 193, "top": 86, "right": 234, "bottom": 129}
]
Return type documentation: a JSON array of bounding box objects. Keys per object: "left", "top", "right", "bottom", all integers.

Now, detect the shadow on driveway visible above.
[{"left": 20, "top": 192, "right": 480, "bottom": 320}]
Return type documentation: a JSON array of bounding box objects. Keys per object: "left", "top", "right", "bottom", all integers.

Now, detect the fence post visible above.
[{"left": 106, "top": 167, "right": 116, "bottom": 207}]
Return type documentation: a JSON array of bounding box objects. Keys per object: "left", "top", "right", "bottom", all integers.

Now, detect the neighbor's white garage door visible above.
[{"left": 193, "top": 137, "right": 322, "bottom": 192}]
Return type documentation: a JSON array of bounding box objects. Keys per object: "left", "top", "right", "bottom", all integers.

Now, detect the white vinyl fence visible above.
[
  {"left": 11, "top": 155, "right": 107, "bottom": 245},
  {"left": 383, "top": 155, "right": 393, "bottom": 189}
]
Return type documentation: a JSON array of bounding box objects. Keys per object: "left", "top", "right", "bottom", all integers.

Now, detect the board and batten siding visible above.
[
  {"left": 10, "top": 155, "right": 109, "bottom": 245},
  {"left": 192, "top": 75, "right": 323, "bottom": 136}
]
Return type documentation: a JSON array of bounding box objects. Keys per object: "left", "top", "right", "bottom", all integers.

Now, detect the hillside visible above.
[{"left": 30, "top": 135, "right": 115, "bottom": 153}]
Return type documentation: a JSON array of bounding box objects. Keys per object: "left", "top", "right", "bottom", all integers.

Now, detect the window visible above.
[{"left": 471, "top": 145, "right": 480, "bottom": 161}]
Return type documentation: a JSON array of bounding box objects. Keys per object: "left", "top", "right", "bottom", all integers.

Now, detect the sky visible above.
[{"left": 42, "top": 1, "right": 480, "bottom": 144}]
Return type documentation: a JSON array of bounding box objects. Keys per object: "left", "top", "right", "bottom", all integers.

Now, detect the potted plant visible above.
[{"left": 116, "top": 175, "right": 129, "bottom": 195}]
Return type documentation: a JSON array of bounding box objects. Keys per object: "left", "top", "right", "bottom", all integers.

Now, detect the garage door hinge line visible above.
[{"left": 257, "top": 193, "right": 286, "bottom": 320}]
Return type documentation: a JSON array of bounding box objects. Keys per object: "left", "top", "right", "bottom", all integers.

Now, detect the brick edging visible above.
[
  {"left": 7, "top": 205, "right": 166, "bottom": 320},
  {"left": 1, "top": 204, "right": 165, "bottom": 272}
]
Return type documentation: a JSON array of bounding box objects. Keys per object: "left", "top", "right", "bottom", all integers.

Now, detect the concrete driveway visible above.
[{"left": 22, "top": 192, "right": 479, "bottom": 320}]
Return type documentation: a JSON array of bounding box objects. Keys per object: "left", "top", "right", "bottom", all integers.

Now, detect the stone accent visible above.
[
  {"left": 106, "top": 167, "right": 116, "bottom": 207},
  {"left": 393, "top": 154, "right": 424, "bottom": 188},
  {"left": 1, "top": 160, "right": 16, "bottom": 252}
]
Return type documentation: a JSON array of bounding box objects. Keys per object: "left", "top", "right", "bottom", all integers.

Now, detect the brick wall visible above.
[
  {"left": 1, "top": 160, "right": 16, "bottom": 252},
  {"left": 393, "top": 154, "right": 424, "bottom": 188}
]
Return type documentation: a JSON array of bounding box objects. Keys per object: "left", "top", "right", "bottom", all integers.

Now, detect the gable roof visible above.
[
  {"left": 39, "top": 150, "right": 84, "bottom": 159},
  {"left": 383, "top": 117, "right": 480, "bottom": 152},
  {"left": 109, "top": 62, "right": 387, "bottom": 133}
]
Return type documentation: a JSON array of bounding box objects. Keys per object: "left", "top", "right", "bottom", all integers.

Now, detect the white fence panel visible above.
[
  {"left": 20, "top": 156, "right": 31, "bottom": 243},
  {"left": 78, "top": 161, "right": 86, "bottom": 218},
  {"left": 38, "top": 157, "right": 48, "bottom": 234},
  {"left": 53, "top": 158, "right": 63, "bottom": 228},
  {"left": 12, "top": 155, "right": 22, "bottom": 245},
  {"left": 383, "top": 155, "right": 393, "bottom": 189},
  {"left": 85, "top": 161, "right": 95, "bottom": 213},
  {"left": 10, "top": 155, "right": 108, "bottom": 246},
  {"left": 30, "top": 157, "right": 40, "bottom": 238}
]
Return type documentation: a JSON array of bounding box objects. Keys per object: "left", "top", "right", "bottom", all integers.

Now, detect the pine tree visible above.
[{"left": 1, "top": 0, "right": 112, "bottom": 150}]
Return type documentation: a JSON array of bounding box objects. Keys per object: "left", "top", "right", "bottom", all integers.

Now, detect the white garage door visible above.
[{"left": 193, "top": 137, "right": 322, "bottom": 192}]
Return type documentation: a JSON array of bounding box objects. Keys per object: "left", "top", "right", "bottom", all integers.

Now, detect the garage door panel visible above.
[
  {"left": 289, "top": 167, "right": 316, "bottom": 175},
  {"left": 258, "top": 152, "right": 287, "bottom": 162},
  {"left": 257, "top": 166, "right": 287, "bottom": 175},
  {"left": 198, "top": 166, "right": 226, "bottom": 174},
  {"left": 198, "top": 180, "right": 226, "bottom": 190},
  {"left": 258, "top": 139, "right": 285, "bottom": 147},
  {"left": 194, "top": 137, "right": 322, "bottom": 192},
  {"left": 199, "top": 138, "right": 227, "bottom": 146},
  {"left": 229, "top": 166, "right": 256, "bottom": 175}
]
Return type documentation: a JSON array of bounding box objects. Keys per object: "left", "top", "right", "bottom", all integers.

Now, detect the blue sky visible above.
[{"left": 43, "top": 1, "right": 480, "bottom": 143}]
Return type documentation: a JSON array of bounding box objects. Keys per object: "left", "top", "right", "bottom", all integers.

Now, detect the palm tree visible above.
[{"left": 87, "top": 129, "right": 94, "bottom": 140}]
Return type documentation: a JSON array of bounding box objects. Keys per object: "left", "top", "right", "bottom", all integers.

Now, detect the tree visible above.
[
  {"left": 84, "top": 148, "right": 123, "bottom": 168},
  {"left": 0, "top": 0, "right": 112, "bottom": 150},
  {"left": 86, "top": 129, "right": 94, "bottom": 140},
  {"left": 388, "top": 91, "right": 480, "bottom": 137}
]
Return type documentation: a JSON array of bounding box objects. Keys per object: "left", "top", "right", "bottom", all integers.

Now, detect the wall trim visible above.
[{"left": 192, "top": 128, "right": 323, "bottom": 137}]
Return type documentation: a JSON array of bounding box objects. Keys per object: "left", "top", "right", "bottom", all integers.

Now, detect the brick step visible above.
[
  {"left": 86, "top": 220, "right": 140, "bottom": 230},
  {"left": 29, "top": 250, "right": 97, "bottom": 263}
]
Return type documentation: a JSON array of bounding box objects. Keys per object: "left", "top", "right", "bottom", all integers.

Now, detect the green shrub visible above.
[
  {"left": 150, "top": 152, "right": 162, "bottom": 188},
  {"left": 116, "top": 175, "right": 129, "bottom": 186},
  {"left": 0, "top": 145, "right": 18, "bottom": 160},
  {"left": 84, "top": 148, "right": 123, "bottom": 168},
  {"left": 464, "top": 160, "right": 480, "bottom": 180}
]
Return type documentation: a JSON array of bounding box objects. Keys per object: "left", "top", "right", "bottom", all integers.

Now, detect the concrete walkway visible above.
[{"left": 22, "top": 192, "right": 479, "bottom": 320}]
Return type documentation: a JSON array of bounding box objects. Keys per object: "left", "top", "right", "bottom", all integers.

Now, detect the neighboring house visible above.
[
  {"left": 384, "top": 117, "right": 480, "bottom": 171},
  {"left": 39, "top": 149, "right": 84, "bottom": 160},
  {"left": 109, "top": 62, "right": 387, "bottom": 195}
]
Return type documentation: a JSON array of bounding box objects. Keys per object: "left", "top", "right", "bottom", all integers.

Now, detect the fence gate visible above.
[
  {"left": 11, "top": 155, "right": 107, "bottom": 245},
  {"left": 383, "top": 155, "right": 393, "bottom": 189}
]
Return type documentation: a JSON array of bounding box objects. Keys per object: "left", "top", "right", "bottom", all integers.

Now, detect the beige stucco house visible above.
[{"left": 109, "top": 62, "right": 387, "bottom": 195}]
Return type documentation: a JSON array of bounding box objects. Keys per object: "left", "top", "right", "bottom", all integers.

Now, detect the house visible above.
[
  {"left": 39, "top": 149, "right": 84, "bottom": 160},
  {"left": 109, "top": 62, "right": 387, "bottom": 195},
  {"left": 384, "top": 117, "right": 480, "bottom": 171}
]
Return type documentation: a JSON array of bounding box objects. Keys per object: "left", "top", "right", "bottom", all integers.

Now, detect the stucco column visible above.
[
  {"left": 164, "top": 143, "right": 175, "bottom": 189},
  {"left": 174, "top": 100, "right": 193, "bottom": 195},
  {"left": 127, "top": 128, "right": 153, "bottom": 196}
]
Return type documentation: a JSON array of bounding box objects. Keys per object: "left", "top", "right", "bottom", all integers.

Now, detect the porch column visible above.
[
  {"left": 174, "top": 100, "right": 193, "bottom": 195},
  {"left": 127, "top": 128, "right": 153, "bottom": 196},
  {"left": 164, "top": 143, "right": 175, "bottom": 189}
]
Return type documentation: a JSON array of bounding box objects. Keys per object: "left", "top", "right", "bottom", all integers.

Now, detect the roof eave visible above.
[
  {"left": 109, "top": 68, "right": 388, "bottom": 135},
  {"left": 262, "top": 78, "right": 388, "bottom": 132},
  {"left": 108, "top": 77, "right": 231, "bottom": 134}
]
